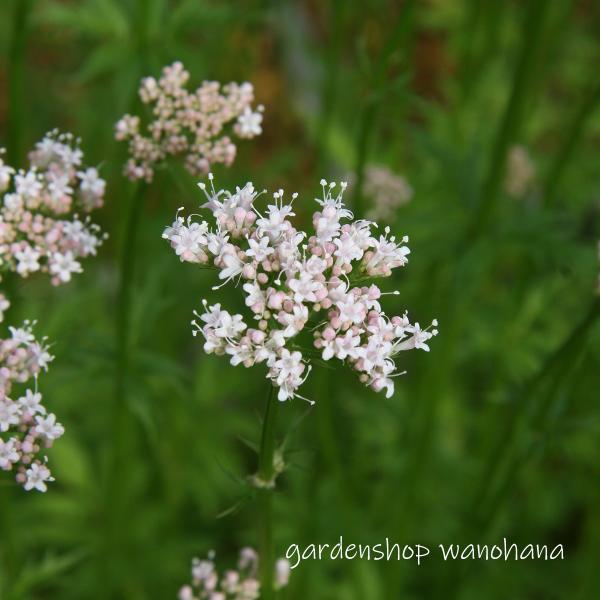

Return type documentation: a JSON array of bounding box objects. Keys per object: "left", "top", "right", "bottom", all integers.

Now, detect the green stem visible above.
[
  {"left": 0, "top": 2, "right": 33, "bottom": 591},
  {"left": 0, "top": 484, "right": 17, "bottom": 599},
  {"left": 101, "top": 182, "right": 145, "bottom": 589},
  {"left": 257, "top": 384, "right": 278, "bottom": 600},
  {"left": 468, "top": 0, "right": 549, "bottom": 237},
  {"left": 352, "top": 0, "right": 416, "bottom": 216},
  {"left": 7, "top": 0, "right": 33, "bottom": 165},
  {"left": 543, "top": 79, "right": 600, "bottom": 206},
  {"left": 315, "top": 0, "right": 345, "bottom": 172},
  {"left": 115, "top": 183, "right": 146, "bottom": 400}
]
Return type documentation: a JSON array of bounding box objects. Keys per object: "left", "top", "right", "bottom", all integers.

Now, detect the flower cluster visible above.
[
  {"left": 115, "top": 62, "right": 264, "bottom": 182},
  {"left": 178, "top": 547, "right": 289, "bottom": 600},
  {"left": 363, "top": 165, "right": 413, "bottom": 221},
  {"left": 0, "top": 321, "right": 63, "bottom": 492},
  {"left": 164, "top": 176, "right": 437, "bottom": 402},
  {"left": 0, "top": 132, "right": 106, "bottom": 286},
  {"left": 504, "top": 145, "right": 536, "bottom": 198}
]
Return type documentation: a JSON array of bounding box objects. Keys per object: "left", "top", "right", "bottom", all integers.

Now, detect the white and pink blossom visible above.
[{"left": 166, "top": 177, "right": 438, "bottom": 402}]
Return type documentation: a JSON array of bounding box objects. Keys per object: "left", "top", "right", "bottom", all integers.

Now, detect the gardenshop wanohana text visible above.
[{"left": 285, "top": 538, "right": 565, "bottom": 569}]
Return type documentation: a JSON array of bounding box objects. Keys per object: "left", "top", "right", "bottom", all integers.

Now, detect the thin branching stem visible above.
[
  {"left": 257, "top": 384, "right": 278, "bottom": 599},
  {"left": 352, "top": 0, "right": 416, "bottom": 216},
  {"left": 468, "top": 0, "right": 549, "bottom": 238},
  {"left": 543, "top": 79, "right": 600, "bottom": 206},
  {"left": 7, "top": 0, "right": 32, "bottom": 165},
  {"left": 101, "top": 181, "right": 146, "bottom": 587},
  {"left": 0, "top": 1, "right": 34, "bottom": 593}
]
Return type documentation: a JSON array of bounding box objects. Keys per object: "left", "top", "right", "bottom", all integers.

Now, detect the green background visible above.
[{"left": 1, "top": 0, "right": 599, "bottom": 598}]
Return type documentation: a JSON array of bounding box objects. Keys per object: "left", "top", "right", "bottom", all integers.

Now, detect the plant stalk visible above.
[
  {"left": 0, "top": 1, "right": 34, "bottom": 592},
  {"left": 468, "top": 0, "right": 549, "bottom": 237},
  {"left": 7, "top": 0, "right": 33, "bottom": 165},
  {"left": 257, "top": 384, "right": 278, "bottom": 599},
  {"left": 101, "top": 182, "right": 145, "bottom": 591},
  {"left": 352, "top": 0, "right": 416, "bottom": 216},
  {"left": 543, "top": 79, "right": 600, "bottom": 206}
]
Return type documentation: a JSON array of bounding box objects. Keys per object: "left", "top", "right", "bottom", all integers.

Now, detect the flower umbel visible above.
[
  {"left": 115, "top": 61, "right": 264, "bottom": 182},
  {"left": 363, "top": 164, "right": 413, "bottom": 221},
  {"left": 0, "top": 132, "right": 106, "bottom": 286},
  {"left": 164, "top": 176, "right": 438, "bottom": 402},
  {"left": 178, "top": 547, "right": 290, "bottom": 600},
  {"left": 504, "top": 145, "right": 536, "bottom": 198},
  {"left": 0, "top": 321, "right": 63, "bottom": 492}
]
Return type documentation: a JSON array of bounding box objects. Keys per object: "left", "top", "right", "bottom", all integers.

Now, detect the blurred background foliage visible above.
[{"left": 1, "top": 0, "right": 600, "bottom": 598}]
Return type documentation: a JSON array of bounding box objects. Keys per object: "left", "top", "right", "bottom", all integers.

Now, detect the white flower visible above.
[
  {"left": 334, "top": 330, "right": 361, "bottom": 360},
  {"left": 3, "top": 192, "right": 22, "bottom": 211},
  {"left": 15, "top": 170, "right": 42, "bottom": 199},
  {"left": 24, "top": 462, "right": 53, "bottom": 492},
  {"left": 246, "top": 236, "right": 273, "bottom": 262},
  {"left": 198, "top": 303, "right": 224, "bottom": 328},
  {"left": 275, "top": 558, "right": 291, "bottom": 590},
  {"left": 0, "top": 400, "right": 21, "bottom": 432},
  {"left": 273, "top": 349, "right": 305, "bottom": 385},
  {"left": 0, "top": 294, "right": 10, "bottom": 322},
  {"left": 0, "top": 438, "right": 19, "bottom": 469},
  {"left": 0, "top": 158, "right": 14, "bottom": 192},
  {"left": 34, "top": 413, "right": 65, "bottom": 442},
  {"left": 9, "top": 325, "right": 35, "bottom": 344},
  {"left": 288, "top": 272, "right": 321, "bottom": 303},
  {"left": 49, "top": 251, "right": 82, "bottom": 282},
  {"left": 218, "top": 251, "right": 244, "bottom": 283},
  {"left": 47, "top": 171, "right": 73, "bottom": 201},
  {"left": 243, "top": 282, "right": 266, "bottom": 312},
  {"left": 29, "top": 342, "right": 54, "bottom": 371},
  {"left": 279, "top": 304, "right": 308, "bottom": 337},
  {"left": 18, "top": 389, "right": 46, "bottom": 415},
  {"left": 337, "top": 296, "right": 366, "bottom": 325},
  {"left": 235, "top": 106, "right": 263, "bottom": 138},
  {"left": 225, "top": 340, "right": 254, "bottom": 366},
  {"left": 77, "top": 167, "right": 106, "bottom": 198},
  {"left": 214, "top": 312, "right": 247, "bottom": 339},
  {"left": 15, "top": 246, "right": 41, "bottom": 276},
  {"left": 256, "top": 201, "right": 294, "bottom": 241},
  {"left": 172, "top": 222, "right": 209, "bottom": 261}
]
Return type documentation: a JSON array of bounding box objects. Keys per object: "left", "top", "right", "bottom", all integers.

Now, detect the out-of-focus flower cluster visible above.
[
  {"left": 178, "top": 547, "right": 290, "bottom": 600},
  {"left": 0, "top": 131, "right": 106, "bottom": 286},
  {"left": 0, "top": 321, "right": 63, "bottom": 492},
  {"left": 504, "top": 145, "right": 536, "bottom": 198},
  {"left": 164, "top": 176, "right": 438, "bottom": 402},
  {"left": 596, "top": 241, "right": 600, "bottom": 295},
  {"left": 363, "top": 165, "right": 413, "bottom": 221},
  {"left": 115, "top": 62, "right": 264, "bottom": 182}
]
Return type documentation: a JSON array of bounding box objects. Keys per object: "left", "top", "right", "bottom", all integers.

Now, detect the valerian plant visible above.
[
  {"left": 178, "top": 547, "right": 290, "bottom": 600},
  {"left": 0, "top": 131, "right": 106, "bottom": 492},
  {"left": 164, "top": 176, "right": 438, "bottom": 402},
  {"left": 115, "top": 61, "right": 263, "bottom": 182},
  {"left": 0, "top": 131, "right": 106, "bottom": 286},
  {"left": 0, "top": 321, "right": 60, "bottom": 492}
]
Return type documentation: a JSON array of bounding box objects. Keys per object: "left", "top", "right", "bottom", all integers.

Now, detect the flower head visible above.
[
  {"left": 0, "top": 131, "right": 106, "bottom": 286},
  {"left": 178, "top": 547, "right": 289, "bottom": 600},
  {"left": 115, "top": 62, "right": 264, "bottom": 182},
  {"left": 0, "top": 321, "right": 63, "bottom": 492},
  {"left": 362, "top": 164, "right": 413, "bottom": 221},
  {"left": 166, "top": 177, "right": 438, "bottom": 403}
]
